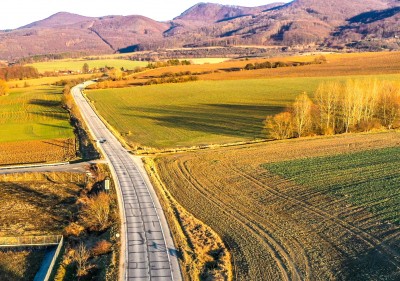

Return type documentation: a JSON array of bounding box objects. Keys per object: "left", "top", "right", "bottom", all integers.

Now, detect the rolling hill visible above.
[{"left": 1, "top": 0, "right": 400, "bottom": 60}]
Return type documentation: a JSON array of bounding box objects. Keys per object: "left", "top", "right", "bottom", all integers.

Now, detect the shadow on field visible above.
[
  {"left": 339, "top": 241, "right": 400, "bottom": 281},
  {"left": 0, "top": 248, "right": 47, "bottom": 281},
  {"left": 32, "top": 112, "right": 68, "bottom": 121},
  {"left": 29, "top": 99, "right": 62, "bottom": 107},
  {"left": 0, "top": 263, "right": 21, "bottom": 281},
  {"left": 37, "top": 122, "right": 71, "bottom": 129},
  {"left": 1, "top": 182, "right": 79, "bottom": 234},
  {"left": 123, "top": 103, "right": 284, "bottom": 138}
]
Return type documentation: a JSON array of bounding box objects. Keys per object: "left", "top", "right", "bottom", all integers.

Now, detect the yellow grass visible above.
[
  {"left": 28, "top": 59, "right": 147, "bottom": 73},
  {"left": 7, "top": 74, "right": 94, "bottom": 88}
]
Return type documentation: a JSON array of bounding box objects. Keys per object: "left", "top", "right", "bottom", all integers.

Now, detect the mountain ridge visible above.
[{"left": 1, "top": 0, "right": 400, "bottom": 60}]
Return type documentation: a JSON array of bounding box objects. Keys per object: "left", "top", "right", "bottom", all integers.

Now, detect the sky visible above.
[{"left": 1, "top": 0, "right": 288, "bottom": 30}]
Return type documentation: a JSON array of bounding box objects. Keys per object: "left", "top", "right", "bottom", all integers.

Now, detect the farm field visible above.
[
  {"left": 87, "top": 73, "right": 400, "bottom": 149},
  {"left": 132, "top": 51, "right": 400, "bottom": 81},
  {"left": 27, "top": 59, "right": 147, "bottom": 73},
  {"left": 6, "top": 73, "right": 94, "bottom": 88},
  {"left": 0, "top": 85, "right": 75, "bottom": 165},
  {"left": 153, "top": 132, "right": 400, "bottom": 280}
]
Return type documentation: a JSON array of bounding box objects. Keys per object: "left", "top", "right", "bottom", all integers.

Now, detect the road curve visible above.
[{"left": 71, "top": 82, "right": 182, "bottom": 281}]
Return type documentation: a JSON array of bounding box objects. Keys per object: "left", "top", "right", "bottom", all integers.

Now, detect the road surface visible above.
[{"left": 71, "top": 82, "right": 182, "bottom": 281}]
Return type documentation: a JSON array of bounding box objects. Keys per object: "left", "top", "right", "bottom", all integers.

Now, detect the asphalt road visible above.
[{"left": 72, "top": 82, "right": 182, "bottom": 281}]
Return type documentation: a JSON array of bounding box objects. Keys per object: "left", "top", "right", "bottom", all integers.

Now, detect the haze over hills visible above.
[{"left": 1, "top": 0, "right": 400, "bottom": 60}]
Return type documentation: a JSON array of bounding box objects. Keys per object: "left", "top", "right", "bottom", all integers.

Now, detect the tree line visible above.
[
  {"left": 244, "top": 56, "right": 327, "bottom": 71},
  {"left": 266, "top": 79, "right": 400, "bottom": 139},
  {"left": 0, "top": 65, "right": 39, "bottom": 81}
]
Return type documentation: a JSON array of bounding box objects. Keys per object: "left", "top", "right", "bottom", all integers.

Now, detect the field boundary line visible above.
[
  {"left": 0, "top": 162, "right": 69, "bottom": 170},
  {"left": 0, "top": 235, "right": 63, "bottom": 247}
]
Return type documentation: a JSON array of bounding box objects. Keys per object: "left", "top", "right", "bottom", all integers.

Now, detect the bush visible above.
[
  {"left": 92, "top": 240, "right": 112, "bottom": 256},
  {"left": 80, "top": 192, "right": 111, "bottom": 232},
  {"left": 64, "top": 222, "right": 85, "bottom": 237}
]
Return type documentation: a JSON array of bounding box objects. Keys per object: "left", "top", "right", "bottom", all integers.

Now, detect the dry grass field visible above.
[
  {"left": 0, "top": 173, "right": 84, "bottom": 237},
  {"left": 0, "top": 139, "right": 75, "bottom": 166},
  {"left": 132, "top": 51, "right": 400, "bottom": 81},
  {"left": 0, "top": 173, "right": 84, "bottom": 280},
  {"left": 0, "top": 249, "right": 46, "bottom": 281},
  {"left": 7, "top": 74, "right": 94, "bottom": 88},
  {"left": 152, "top": 132, "right": 400, "bottom": 280}
]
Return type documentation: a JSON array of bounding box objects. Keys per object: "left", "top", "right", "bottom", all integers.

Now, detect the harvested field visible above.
[
  {"left": 0, "top": 139, "right": 75, "bottom": 166},
  {"left": 0, "top": 249, "right": 46, "bottom": 281},
  {"left": 0, "top": 85, "right": 75, "bottom": 165},
  {"left": 131, "top": 51, "right": 400, "bottom": 81},
  {"left": 153, "top": 132, "right": 400, "bottom": 280}
]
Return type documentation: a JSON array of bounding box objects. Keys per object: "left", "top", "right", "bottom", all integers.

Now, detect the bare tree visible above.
[
  {"left": 315, "top": 82, "right": 340, "bottom": 134},
  {"left": 293, "top": 93, "right": 314, "bottom": 137},
  {"left": 74, "top": 242, "right": 90, "bottom": 276},
  {"left": 265, "top": 111, "right": 294, "bottom": 139},
  {"left": 377, "top": 81, "right": 400, "bottom": 129}
]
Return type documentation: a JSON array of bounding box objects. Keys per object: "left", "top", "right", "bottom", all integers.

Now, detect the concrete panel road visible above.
[{"left": 71, "top": 82, "right": 182, "bottom": 281}]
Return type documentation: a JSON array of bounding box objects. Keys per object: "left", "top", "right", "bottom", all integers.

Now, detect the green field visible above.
[
  {"left": 87, "top": 74, "right": 400, "bottom": 149},
  {"left": 7, "top": 74, "right": 94, "bottom": 88},
  {"left": 0, "top": 86, "right": 74, "bottom": 143},
  {"left": 264, "top": 147, "right": 400, "bottom": 224},
  {"left": 28, "top": 59, "right": 147, "bottom": 73}
]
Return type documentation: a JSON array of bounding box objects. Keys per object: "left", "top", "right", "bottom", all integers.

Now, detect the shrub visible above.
[
  {"left": 64, "top": 222, "right": 85, "bottom": 237},
  {"left": 92, "top": 240, "right": 112, "bottom": 256},
  {"left": 80, "top": 192, "right": 111, "bottom": 232}
]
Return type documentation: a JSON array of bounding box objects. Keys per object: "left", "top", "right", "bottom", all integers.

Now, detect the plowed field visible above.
[{"left": 154, "top": 132, "right": 400, "bottom": 280}]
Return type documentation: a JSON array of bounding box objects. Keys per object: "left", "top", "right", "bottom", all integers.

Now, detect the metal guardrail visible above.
[
  {"left": 0, "top": 235, "right": 63, "bottom": 247},
  {"left": 43, "top": 236, "right": 64, "bottom": 281}
]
